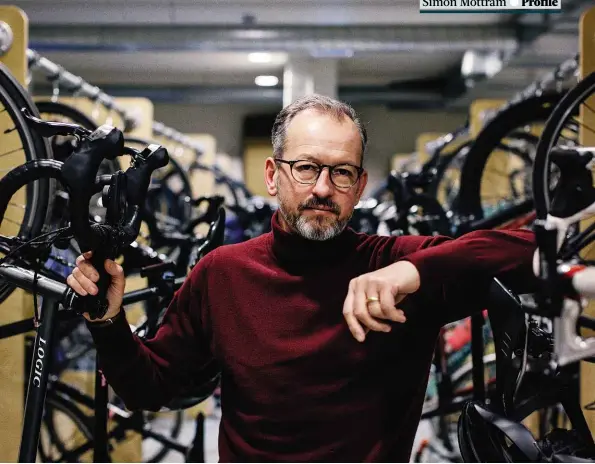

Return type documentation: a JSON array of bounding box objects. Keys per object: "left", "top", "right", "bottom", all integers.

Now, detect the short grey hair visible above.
[{"left": 271, "top": 94, "right": 367, "bottom": 165}]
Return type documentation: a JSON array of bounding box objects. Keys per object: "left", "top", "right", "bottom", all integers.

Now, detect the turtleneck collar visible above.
[{"left": 268, "top": 210, "right": 356, "bottom": 272}]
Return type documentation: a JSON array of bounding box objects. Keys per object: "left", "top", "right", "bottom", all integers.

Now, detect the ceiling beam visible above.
[
  {"left": 31, "top": 81, "right": 517, "bottom": 110},
  {"left": 29, "top": 24, "right": 520, "bottom": 55}
]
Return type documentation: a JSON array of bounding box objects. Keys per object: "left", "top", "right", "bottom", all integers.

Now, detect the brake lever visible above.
[{"left": 21, "top": 107, "right": 91, "bottom": 139}]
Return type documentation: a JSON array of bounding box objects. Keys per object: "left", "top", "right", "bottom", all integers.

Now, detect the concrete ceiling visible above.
[{"left": 10, "top": 0, "right": 593, "bottom": 108}]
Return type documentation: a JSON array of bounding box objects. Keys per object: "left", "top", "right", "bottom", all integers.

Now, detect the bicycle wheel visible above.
[
  {"left": 0, "top": 63, "right": 53, "bottom": 303},
  {"left": 38, "top": 393, "right": 94, "bottom": 463},
  {"left": 456, "top": 93, "right": 564, "bottom": 230},
  {"left": 40, "top": 375, "right": 186, "bottom": 463},
  {"left": 0, "top": 156, "right": 108, "bottom": 285},
  {"left": 533, "top": 71, "right": 595, "bottom": 220},
  {"left": 427, "top": 142, "right": 472, "bottom": 210}
]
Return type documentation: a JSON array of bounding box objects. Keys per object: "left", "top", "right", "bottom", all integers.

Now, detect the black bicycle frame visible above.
[
  {"left": 18, "top": 297, "right": 60, "bottom": 462},
  {"left": 94, "top": 354, "right": 110, "bottom": 462},
  {"left": 0, "top": 262, "right": 184, "bottom": 462},
  {"left": 471, "top": 312, "right": 486, "bottom": 402}
]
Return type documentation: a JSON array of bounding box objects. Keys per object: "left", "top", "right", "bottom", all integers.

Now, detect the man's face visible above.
[{"left": 265, "top": 109, "right": 367, "bottom": 240}]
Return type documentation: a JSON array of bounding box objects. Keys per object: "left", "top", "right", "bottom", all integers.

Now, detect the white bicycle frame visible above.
[{"left": 537, "top": 169, "right": 595, "bottom": 365}]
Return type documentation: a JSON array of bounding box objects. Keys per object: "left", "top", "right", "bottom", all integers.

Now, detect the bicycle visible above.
[
  {"left": 457, "top": 71, "right": 595, "bottom": 462},
  {"left": 0, "top": 109, "right": 223, "bottom": 462}
]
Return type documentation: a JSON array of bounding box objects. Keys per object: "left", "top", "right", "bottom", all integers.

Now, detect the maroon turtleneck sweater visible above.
[{"left": 88, "top": 211, "right": 537, "bottom": 462}]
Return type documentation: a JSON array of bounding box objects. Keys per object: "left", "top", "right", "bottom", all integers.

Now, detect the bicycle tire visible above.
[
  {"left": 427, "top": 142, "right": 472, "bottom": 208},
  {"left": 456, "top": 93, "right": 564, "bottom": 225},
  {"left": 41, "top": 379, "right": 186, "bottom": 463},
  {"left": 0, "top": 64, "right": 53, "bottom": 303},
  {"left": 533, "top": 72, "right": 595, "bottom": 219},
  {"left": 0, "top": 160, "right": 65, "bottom": 226},
  {"left": 427, "top": 148, "right": 464, "bottom": 198},
  {"left": 38, "top": 393, "right": 93, "bottom": 463}
]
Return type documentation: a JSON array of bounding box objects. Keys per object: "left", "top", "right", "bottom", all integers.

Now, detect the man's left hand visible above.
[{"left": 343, "top": 260, "right": 421, "bottom": 342}]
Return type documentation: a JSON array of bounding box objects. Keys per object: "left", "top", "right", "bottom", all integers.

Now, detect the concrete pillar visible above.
[{"left": 283, "top": 57, "right": 338, "bottom": 107}]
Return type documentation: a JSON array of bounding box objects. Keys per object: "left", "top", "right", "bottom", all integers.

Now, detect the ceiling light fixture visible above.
[
  {"left": 255, "top": 75, "right": 279, "bottom": 87},
  {"left": 461, "top": 50, "right": 504, "bottom": 80},
  {"left": 248, "top": 52, "right": 272, "bottom": 63}
]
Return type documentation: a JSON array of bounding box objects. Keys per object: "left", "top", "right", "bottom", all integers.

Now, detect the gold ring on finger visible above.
[{"left": 366, "top": 296, "right": 380, "bottom": 304}]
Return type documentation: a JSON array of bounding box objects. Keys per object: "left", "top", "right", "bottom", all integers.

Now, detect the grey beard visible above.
[
  {"left": 276, "top": 180, "right": 350, "bottom": 241},
  {"left": 293, "top": 213, "right": 346, "bottom": 241}
]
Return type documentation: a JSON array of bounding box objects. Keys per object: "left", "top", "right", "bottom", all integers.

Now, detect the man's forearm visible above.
[{"left": 402, "top": 228, "right": 537, "bottom": 295}]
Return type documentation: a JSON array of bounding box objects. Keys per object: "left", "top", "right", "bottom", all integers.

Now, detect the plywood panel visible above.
[
  {"left": 0, "top": 6, "right": 27, "bottom": 84},
  {"left": 151, "top": 133, "right": 215, "bottom": 197},
  {"left": 243, "top": 138, "right": 272, "bottom": 198},
  {"left": 0, "top": 6, "right": 28, "bottom": 461}
]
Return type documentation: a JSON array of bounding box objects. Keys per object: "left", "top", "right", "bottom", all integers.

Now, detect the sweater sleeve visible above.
[
  {"left": 86, "top": 254, "right": 216, "bottom": 412},
  {"left": 396, "top": 228, "right": 537, "bottom": 324}
]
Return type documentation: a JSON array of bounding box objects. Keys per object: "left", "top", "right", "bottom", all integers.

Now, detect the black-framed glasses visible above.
[{"left": 275, "top": 159, "right": 364, "bottom": 189}]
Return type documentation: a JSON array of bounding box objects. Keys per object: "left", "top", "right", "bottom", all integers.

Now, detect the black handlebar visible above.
[
  {"left": 61, "top": 126, "right": 124, "bottom": 251},
  {"left": 22, "top": 108, "right": 170, "bottom": 319}
]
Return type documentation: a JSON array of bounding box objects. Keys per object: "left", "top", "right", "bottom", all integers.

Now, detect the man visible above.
[{"left": 69, "top": 94, "right": 536, "bottom": 462}]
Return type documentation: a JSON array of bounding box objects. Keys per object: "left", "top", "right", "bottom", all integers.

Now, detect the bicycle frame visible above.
[
  {"left": 0, "top": 262, "right": 184, "bottom": 462},
  {"left": 19, "top": 296, "right": 59, "bottom": 462}
]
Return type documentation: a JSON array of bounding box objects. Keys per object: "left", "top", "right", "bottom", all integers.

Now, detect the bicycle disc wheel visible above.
[{"left": 0, "top": 63, "right": 52, "bottom": 303}]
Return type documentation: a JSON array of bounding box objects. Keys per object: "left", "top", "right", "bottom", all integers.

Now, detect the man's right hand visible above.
[{"left": 67, "top": 251, "right": 126, "bottom": 322}]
